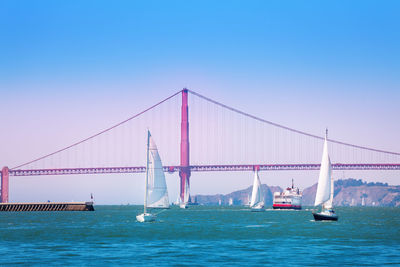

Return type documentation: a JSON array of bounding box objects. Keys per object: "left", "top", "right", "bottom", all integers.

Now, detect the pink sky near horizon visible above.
[{"left": 1, "top": 83, "right": 399, "bottom": 204}]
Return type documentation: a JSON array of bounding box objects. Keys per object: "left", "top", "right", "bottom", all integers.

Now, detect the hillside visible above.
[
  {"left": 195, "top": 184, "right": 282, "bottom": 206},
  {"left": 193, "top": 179, "right": 400, "bottom": 207}
]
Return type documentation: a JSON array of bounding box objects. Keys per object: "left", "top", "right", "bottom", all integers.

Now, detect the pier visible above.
[{"left": 0, "top": 202, "right": 94, "bottom": 212}]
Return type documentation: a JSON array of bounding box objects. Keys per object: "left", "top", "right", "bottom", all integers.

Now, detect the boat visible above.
[
  {"left": 244, "top": 194, "right": 251, "bottom": 207},
  {"left": 250, "top": 169, "right": 265, "bottom": 212},
  {"left": 312, "top": 130, "right": 338, "bottom": 221},
  {"left": 190, "top": 196, "right": 199, "bottom": 206},
  {"left": 173, "top": 196, "right": 180, "bottom": 206},
  {"left": 137, "top": 131, "right": 169, "bottom": 222},
  {"left": 179, "top": 178, "right": 190, "bottom": 209},
  {"left": 273, "top": 179, "right": 302, "bottom": 210}
]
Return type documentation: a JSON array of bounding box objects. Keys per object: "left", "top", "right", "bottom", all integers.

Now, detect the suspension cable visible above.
[
  {"left": 188, "top": 89, "right": 400, "bottom": 156},
  {"left": 12, "top": 90, "right": 183, "bottom": 169}
]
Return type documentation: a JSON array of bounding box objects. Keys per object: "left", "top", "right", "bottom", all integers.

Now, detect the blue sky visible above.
[
  {"left": 1, "top": 1, "right": 399, "bottom": 204},
  {"left": 2, "top": 0, "right": 399, "bottom": 89}
]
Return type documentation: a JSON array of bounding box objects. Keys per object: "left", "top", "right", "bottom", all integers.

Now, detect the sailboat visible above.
[
  {"left": 136, "top": 131, "right": 170, "bottom": 223},
  {"left": 250, "top": 169, "right": 265, "bottom": 212},
  {"left": 179, "top": 180, "right": 190, "bottom": 209},
  {"left": 174, "top": 195, "right": 180, "bottom": 206},
  {"left": 312, "top": 130, "right": 338, "bottom": 221},
  {"left": 245, "top": 194, "right": 251, "bottom": 207}
]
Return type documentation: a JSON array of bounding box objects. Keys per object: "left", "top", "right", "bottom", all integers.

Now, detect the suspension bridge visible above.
[{"left": 1, "top": 89, "right": 400, "bottom": 203}]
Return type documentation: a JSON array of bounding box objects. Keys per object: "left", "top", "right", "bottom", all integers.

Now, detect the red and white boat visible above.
[{"left": 273, "top": 179, "right": 302, "bottom": 210}]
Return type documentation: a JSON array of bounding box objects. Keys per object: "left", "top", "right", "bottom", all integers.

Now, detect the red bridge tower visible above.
[
  {"left": 180, "top": 89, "right": 191, "bottom": 203},
  {"left": 1, "top": 166, "right": 9, "bottom": 203}
]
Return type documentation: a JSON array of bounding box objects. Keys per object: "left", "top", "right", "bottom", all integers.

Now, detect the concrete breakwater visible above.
[{"left": 0, "top": 202, "right": 94, "bottom": 212}]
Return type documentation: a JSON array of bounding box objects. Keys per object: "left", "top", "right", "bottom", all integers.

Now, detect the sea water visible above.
[{"left": 1, "top": 206, "right": 399, "bottom": 266}]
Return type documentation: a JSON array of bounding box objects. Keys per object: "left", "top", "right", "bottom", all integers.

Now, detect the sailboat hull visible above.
[
  {"left": 251, "top": 203, "right": 265, "bottom": 212},
  {"left": 136, "top": 213, "right": 156, "bottom": 222},
  {"left": 251, "top": 207, "right": 265, "bottom": 212},
  {"left": 312, "top": 212, "right": 338, "bottom": 221}
]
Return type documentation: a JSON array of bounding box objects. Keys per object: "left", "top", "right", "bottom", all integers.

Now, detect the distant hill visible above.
[
  {"left": 195, "top": 184, "right": 282, "bottom": 206},
  {"left": 193, "top": 178, "right": 400, "bottom": 207}
]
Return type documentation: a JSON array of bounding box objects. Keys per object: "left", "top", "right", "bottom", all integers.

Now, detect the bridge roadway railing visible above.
[{"left": 8, "top": 163, "right": 400, "bottom": 177}]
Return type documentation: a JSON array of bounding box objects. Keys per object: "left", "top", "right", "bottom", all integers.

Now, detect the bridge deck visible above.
[{"left": 8, "top": 163, "right": 400, "bottom": 177}]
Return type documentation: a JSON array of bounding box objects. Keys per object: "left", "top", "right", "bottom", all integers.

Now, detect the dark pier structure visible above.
[
  {"left": 1, "top": 167, "right": 94, "bottom": 212},
  {"left": 0, "top": 202, "right": 94, "bottom": 212}
]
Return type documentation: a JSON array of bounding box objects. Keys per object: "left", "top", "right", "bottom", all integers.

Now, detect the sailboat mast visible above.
[
  {"left": 144, "top": 130, "right": 150, "bottom": 214},
  {"left": 330, "top": 176, "right": 334, "bottom": 206}
]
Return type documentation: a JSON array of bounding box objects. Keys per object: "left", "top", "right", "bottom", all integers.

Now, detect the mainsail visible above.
[
  {"left": 250, "top": 170, "right": 263, "bottom": 207},
  {"left": 182, "top": 179, "right": 190, "bottom": 204},
  {"left": 324, "top": 178, "right": 334, "bottom": 209},
  {"left": 146, "top": 132, "right": 169, "bottom": 208},
  {"left": 314, "top": 132, "right": 332, "bottom": 207}
]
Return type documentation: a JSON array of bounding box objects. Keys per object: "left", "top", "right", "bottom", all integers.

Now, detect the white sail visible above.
[
  {"left": 314, "top": 132, "right": 332, "bottom": 207},
  {"left": 324, "top": 177, "right": 334, "bottom": 209},
  {"left": 183, "top": 179, "right": 190, "bottom": 204},
  {"left": 146, "top": 132, "right": 169, "bottom": 208},
  {"left": 250, "top": 170, "right": 263, "bottom": 207}
]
